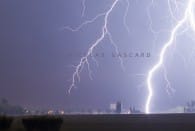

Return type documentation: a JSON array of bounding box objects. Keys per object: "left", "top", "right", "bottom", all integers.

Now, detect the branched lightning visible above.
[
  {"left": 162, "top": 65, "right": 175, "bottom": 96},
  {"left": 67, "top": 0, "right": 120, "bottom": 94},
  {"left": 64, "top": 0, "right": 195, "bottom": 114},
  {"left": 62, "top": 13, "right": 106, "bottom": 32},
  {"left": 146, "top": 0, "right": 195, "bottom": 114},
  {"left": 147, "top": 0, "right": 175, "bottom": 101},
  {"left": 81, "top": 0, "right": 86, "bottom": 17},
  {"left": 123, "top": 0, "right": 130, "bottom": 34}
]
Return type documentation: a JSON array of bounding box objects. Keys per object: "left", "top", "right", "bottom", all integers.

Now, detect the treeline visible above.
[{"left": 0, "top": 116, "right": 63, "bottom": 131}]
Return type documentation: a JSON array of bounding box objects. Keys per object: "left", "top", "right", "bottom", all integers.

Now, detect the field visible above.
[{"left": 1, "top": 114, "right": 195, "bottom": 131}]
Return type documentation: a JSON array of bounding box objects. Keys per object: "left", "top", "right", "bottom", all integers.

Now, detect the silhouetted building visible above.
[
  {"left": 129, "top": 106, "right": 141, "bottom": 114},
  {"left": 109, "top": 101, "right": 122, "bottom": 114},
  {"left": 116, "top": 101, "right": 122, "bottom": 114},
  {"left": 184, "top": 100, "right": 195, "bottom": 113}
]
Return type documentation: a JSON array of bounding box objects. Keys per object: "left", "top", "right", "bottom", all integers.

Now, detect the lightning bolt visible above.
[
  {"left": 146, "top": 0, "right": 195, "bottom": 114},
  {"left": 65, "top": 0, "right": 195, "bottom": 114},
  {"left": 67, "top": 0, "right": 120, "bottom": 94}
]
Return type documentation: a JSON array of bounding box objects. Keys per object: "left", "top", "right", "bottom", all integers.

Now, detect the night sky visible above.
[{"left": 0, "top": 0, "right": 195, "bottom": 112}]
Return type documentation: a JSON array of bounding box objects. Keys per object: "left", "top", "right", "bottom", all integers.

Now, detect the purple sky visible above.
[{"left": 0, "top": 0, "right": 194, "bottom": 112}]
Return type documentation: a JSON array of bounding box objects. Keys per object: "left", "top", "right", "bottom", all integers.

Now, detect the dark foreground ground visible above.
[{"left": 1, "top": 114, "right": 195, "bottom": 131}]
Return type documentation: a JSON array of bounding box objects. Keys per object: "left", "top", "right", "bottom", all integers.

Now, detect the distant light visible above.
[
  {"left": 47, "top": 110, "right": 54, "bottom": 115},
  {"left": 59, "top": 110, "right": 65, "bottom": 115}
]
